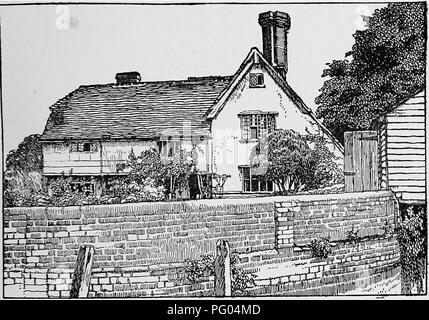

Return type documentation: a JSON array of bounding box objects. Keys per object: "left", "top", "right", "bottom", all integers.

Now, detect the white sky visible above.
[{"left": 0, "top": 2, "right": 385, "bottom": 154}]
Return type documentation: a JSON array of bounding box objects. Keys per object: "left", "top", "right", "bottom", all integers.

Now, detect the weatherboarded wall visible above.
[
  {"left": 3, "top": 191, "right": 400, "bottom": 298},
  {"left": 382, "top": 90, "right": 426, "bottom": 203}
]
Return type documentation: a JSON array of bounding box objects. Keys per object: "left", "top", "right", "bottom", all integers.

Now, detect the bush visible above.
[
  {"left": 254, "top": 129, "right": 343, "bottom": 193},
  {"left": 396, "top": 204, "right": 426, "bottom": 294},
  {"left": 4, "top": 146, "right": 196, "bottom": 207},
  {"left": 3, "top": 134, "right": 47, "bottom": 207},
  {"left": 118, "top": 148, "right": 196, "bottom": 200},
  {"left": 346, "top": 226, "right": 360, "bottom": 245},
  {"left": 309, "top": 237, "right": 332, "bottom": 259}
]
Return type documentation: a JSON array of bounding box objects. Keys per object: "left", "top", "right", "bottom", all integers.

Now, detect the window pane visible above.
[
  {"left": 249, "top": 73, "right": 257, "bottom": 87},
  {"left": 250, "top": 127, "right": 258, "bottom": 139},
  {"left": 241, "top": 115, "right": 250, "bottom": 140},
  {"left": 83, "top": 143, "right": 91, "bottom": 152},
  {"left": 249, "top": 73, "right": 264, "bottom": 87},
  {"left": 168, "top": 142, "right": 173, "bottom": 157},
  {"left": 267, "top": 180, "right": 273, "bottom": 191},
  {"left": 244, "top": 180, "right": 250, "bottom": 192},
  {"left": 251, "top": 178, "right": 259, "bottom": 192},
  {"left": 242, "top": 167, "right": 250, "bottom": 179},
  {"left": 268, "top": 115, "right": 276, "bottom": 133}
]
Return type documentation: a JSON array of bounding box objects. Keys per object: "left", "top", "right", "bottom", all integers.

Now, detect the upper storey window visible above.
[
  {"left": 70, "top": 142, "right": 98, "bottom": 153},
  {"left": 238, "top": 111, "right": 278, "bottom": 141},
  {"left": 249, "top": 73, "right": 265, "bottom": 88}
]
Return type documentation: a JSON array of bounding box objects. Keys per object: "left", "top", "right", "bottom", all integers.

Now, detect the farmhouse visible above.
[
  {"left": 373, "top": 90, "right": 426, "bottom": 204},
  {"left": 40, "top": 11, "right": 344, "bottom": 195}
]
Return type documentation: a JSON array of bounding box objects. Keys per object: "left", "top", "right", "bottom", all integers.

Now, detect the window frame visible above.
[
  {"left": 249, "top": 73, "right": 265, "bottom": 88},
  {"left": 69, "top": 141, "right": 98, "bottom": 153},
  {"left": 157, "top": 138, "right": 182, "bottom": 157},
  {"left": 238, "top": 112, "right": 278, "bottom": 142},
  {"left": 239, "top": 166, "right": 273, "bottom": 193}
]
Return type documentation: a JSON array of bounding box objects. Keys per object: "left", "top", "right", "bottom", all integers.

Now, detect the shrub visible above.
[
  {"left": 381, "top": 219, "right": 395, "bottom": 239},
  {"left": 184, "top": 255, "right": 215, "bottom": 284},
  {"left": 309, "top": 237, "right": 332, "bottom": 259},
  {"left": 230, "top": 252, "right": 256, "bottom": 295},
  {"left": 396, "top": 204, "right": 426, "bottom": 294},
  {"left": 346, "top": 226, "right": 360, "bottom": 245},
  {"left": 254, "top": 129, "right": 343, "bottom": 193},
  {"left": 3, "top": 134, "right": 47, "bottom": 207},
  {"left": 184, "top": 252, "right": 256, "bottom": 296},
  {"left": 118, "top": 148, "right": 196, "bottom": 200},
  {"left": 107, "top": 176, "right": 166, "bottom": 204}
]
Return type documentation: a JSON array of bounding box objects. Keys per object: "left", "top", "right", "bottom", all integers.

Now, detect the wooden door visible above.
[{"left": 344, "top": 131, "right": 379, "bottom": 192}]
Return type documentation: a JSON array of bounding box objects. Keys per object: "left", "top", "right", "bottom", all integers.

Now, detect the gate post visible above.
[
  {"left": 214, "top": 240, "right": 232, "bottom": 297},
  {"left": 70, "top": 244, "right": 95, "bottom": 298}
]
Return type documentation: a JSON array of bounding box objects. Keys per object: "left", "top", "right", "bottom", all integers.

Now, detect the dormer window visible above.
[
  {"left": 249, "top": 73, "right": 264, "bottom": 88},
  {"left": 238, "top": 111, "right": 278, "bottom": 141}
]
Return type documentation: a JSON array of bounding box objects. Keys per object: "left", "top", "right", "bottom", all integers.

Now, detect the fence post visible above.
[
  {"left": 214, "top": 239, "right": 232, "bottom": 297},
  {"left": 70, "top": 244, "right": 95, "bottom": 298}
]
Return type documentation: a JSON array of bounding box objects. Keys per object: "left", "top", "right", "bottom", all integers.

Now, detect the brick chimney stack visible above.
[{"left": 258, "top": 11, "right": 291, "bottom": 80}]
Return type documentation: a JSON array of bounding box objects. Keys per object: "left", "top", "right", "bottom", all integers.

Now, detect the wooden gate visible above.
[{"left": 344, "top": 131, "right": 379, "bottom": 192}]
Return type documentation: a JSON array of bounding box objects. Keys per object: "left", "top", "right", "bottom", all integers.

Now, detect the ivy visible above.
[{"left": 396, "top": 204, "right": 427, "bottom": 295}]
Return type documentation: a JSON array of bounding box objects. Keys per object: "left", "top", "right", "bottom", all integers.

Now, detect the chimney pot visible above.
[{"left": 258, "top": 11, "right": 291, "bottom": 79}]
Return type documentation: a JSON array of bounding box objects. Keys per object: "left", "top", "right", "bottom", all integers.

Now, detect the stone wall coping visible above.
[{"left": 4, "top": 190, "right": 394, "bottom": 215}]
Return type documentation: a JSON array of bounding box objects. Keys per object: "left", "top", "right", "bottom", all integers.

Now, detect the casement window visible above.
[
  {"left": 157, "top": 140, "right": 181, "bottom": 157},
  {"left": 249, "top": 73, "right": 265, "bottom": 88},
  {"left": 239, "top": 112, "right": 277, "bottom": 141},
  {"left": 240, "top": 166, "right": 273, "bottom": 192},
  {"left": 70, "top": 142, "right": 98, "bottom": 153}
]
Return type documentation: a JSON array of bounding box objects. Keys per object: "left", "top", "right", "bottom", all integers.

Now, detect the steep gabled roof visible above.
[
  {"left": 205, "top": 48, "right": 344, "bottom": 152},
  {"left": 40, "top": 76, "right": 232, "bottom": 141}
]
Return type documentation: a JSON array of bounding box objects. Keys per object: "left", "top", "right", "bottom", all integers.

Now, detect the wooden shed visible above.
[{"left": 373, "top": 90, "right": 426, "bottom": 204}]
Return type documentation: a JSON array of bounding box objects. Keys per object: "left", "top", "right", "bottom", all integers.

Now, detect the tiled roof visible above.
[{"left": 40, "top": 76, "right": 232, "bottom": 141}]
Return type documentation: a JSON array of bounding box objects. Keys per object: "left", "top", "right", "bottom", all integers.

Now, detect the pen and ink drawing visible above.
[{"left": 1, "top": 2, "right": 427, "bottom": 298}]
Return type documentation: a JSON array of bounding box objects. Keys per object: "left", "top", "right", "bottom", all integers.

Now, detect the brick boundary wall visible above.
[
  {"left": 3, "top": 190, "right": 401, "bottom": 297},
  {"left": 275, "top": 191, "right": 399, "bottom": 248}
]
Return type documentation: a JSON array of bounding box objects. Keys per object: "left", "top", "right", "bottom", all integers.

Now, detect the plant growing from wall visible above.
[
  {"left": 381, "top": 219, "right": 395, "bottom": 239},
  {"left": 345, "top": 226, "right": 360, "bottom": 245},
  {"left": 309, "top": 237, "right": 332, "bottom": 260},
  {"left": 184, "top": 252, "right": 256, "bottom": 296}
]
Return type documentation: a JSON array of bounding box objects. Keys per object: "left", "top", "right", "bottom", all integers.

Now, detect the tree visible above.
[
  {"left": 3, "top": 134, "right": 47, "bottom": 207},
  {"left": 315, "top": 3, "right": 426, "bottom": 144},
  {"left": 255, "top": 129, "right": 342, "bottom": 192},
  {"left": 5, "top": 134, "right": 43, "bottom": 173}
]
